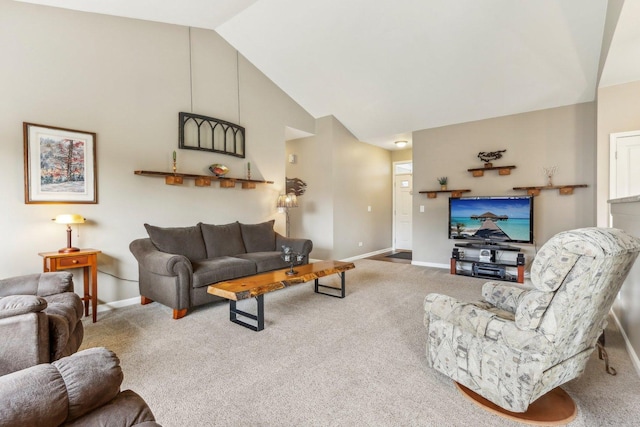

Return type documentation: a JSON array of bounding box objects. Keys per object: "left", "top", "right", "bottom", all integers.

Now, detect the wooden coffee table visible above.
[{"left": 207, "top": 260, "right": 355, "bottom": 331}]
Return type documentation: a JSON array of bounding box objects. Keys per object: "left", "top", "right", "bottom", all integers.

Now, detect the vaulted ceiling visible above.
[{"left": 14, "top": 1, "right": 640, "bottom": 150}]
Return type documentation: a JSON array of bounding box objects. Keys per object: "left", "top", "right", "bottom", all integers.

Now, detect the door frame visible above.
[
  {"left": 392, "top": 160, "right": 413, "bottom": 250},
  {"left": 609, "top": 130, "right": 640, "bottom": 225}
]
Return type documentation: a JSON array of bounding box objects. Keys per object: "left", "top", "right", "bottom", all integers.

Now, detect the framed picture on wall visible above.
[{"left": 23, "top": 122, "right": 97, "bottom": 204}]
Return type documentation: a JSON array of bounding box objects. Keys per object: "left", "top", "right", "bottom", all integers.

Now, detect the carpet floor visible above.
[{"left": 81, "top": 260, "right": 640, "bottom": 426}]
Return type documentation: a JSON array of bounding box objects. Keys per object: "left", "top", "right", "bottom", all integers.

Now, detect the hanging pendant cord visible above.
[
  {"left": 237, "top": 50, "right": 241, "bottom": 124},
  {"left": 189, "top": 27, "right": 194, "bottom": 113}
]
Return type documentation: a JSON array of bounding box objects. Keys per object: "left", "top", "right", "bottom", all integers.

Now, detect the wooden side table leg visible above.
[
  {"left": 83, "top": 266, "right": 90, "bottom": 318},
  {"left": 91, "top": 255, "right": 98, "bottom": 323}
]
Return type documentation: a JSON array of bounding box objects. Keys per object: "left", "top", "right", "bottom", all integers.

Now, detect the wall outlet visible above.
[
  {"left": 420, "top": 205, "right": 425, "bottom": 213},
  {"left": 358, "top": 242, "right": 363, "bottom": 247}
]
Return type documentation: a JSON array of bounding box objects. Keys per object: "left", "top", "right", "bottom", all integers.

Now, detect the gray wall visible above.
[
  {"left": 391, "top": 148, "right": 412, "bottom": 163},
  {"left": 0, "top": 0, "right": 314, "bottom": 304},
  {"left": 610, "top": 197, "right": 640, "bottom": 374},
  {"left": 598, "top": 80, "right": 640, "bottom": 375},
  {"left": 411, "top": 102, "right": 597, "bottom": 267},
  {"left": 596, "top": 80, "right": 640, "bottom": 225},
  {"left": 286, "top": 116, "right": 392, "bottom": 260}
]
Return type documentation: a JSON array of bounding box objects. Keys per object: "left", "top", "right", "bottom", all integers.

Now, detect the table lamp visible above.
[
  {"left": 53, "top": 214, "right": 85, "bottom": 253},
  {"left": 276, "top": 193, "right": 298, "bottom": 237}
]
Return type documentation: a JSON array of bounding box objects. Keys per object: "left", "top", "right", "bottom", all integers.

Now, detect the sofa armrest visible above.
[
  {"left": 53, "top": 347, "right": 124, "bottom": 422},
  {"left": 425, "top": 293, "right": 505, "bottom": 336},
  {"left": 65, "top": 390, "right": 159, "bottom": 427},
  {"left": 276, "top": 234, "right": 313, "bottom": 260},
  {"left": 0, "top": 362, "right": 67, "bottom": 425},
  {"left": 0, "top": 295, "right": 47, "bottom": 320},
  {"left": 0, "top": 310, "right": 50, "bottom": 376},
  {"left": 424, "top": 293, "right": 549, "bottom": 352},
  {"left": 481, "top": 281, "right": 528, "bottom": 314},
  {"left": 130, "top": 238, "right": 193, "bottom": 276},
  {"left": 0, "top": 272, "right": 73, "bottom": 298}
]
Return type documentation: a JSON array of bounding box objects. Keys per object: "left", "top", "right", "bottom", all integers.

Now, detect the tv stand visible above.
[
  {"left": 451, "top": 243, "right": 525, "bottom": 283},
  {"left": 455, "top": 241, "right": 520, "bottom": 251}
]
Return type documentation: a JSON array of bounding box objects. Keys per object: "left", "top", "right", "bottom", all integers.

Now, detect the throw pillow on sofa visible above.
[
  {"left": 200, "top": 221, "right": 247, "bottom": 258},
  {"left": 239, "top": 220, "right": 276, "bottom": 252},
  {"left": 144, "top": 223, "right": 207, "bottom": 261}
]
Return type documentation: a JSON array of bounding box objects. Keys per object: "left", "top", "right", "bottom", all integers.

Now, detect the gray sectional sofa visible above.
[{"left": 129, "top": 220, "right": 313, "bottom": 319}]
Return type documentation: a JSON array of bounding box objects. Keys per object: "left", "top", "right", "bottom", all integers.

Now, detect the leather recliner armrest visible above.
[{"left": 0, "top": 295, "right": 47, "bottom": 319}]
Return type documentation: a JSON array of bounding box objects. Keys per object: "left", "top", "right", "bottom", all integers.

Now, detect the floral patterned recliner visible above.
[{"left": 424, "top": 227, "right": 640, "bottom": 413}]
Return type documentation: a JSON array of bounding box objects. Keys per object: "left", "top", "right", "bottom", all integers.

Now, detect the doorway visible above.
[
  {"left": 610, "top": 130, "right": 640, "bottom": 224},
  {"left": 393, "top": 161, "right": 413, "bottom": 250}
]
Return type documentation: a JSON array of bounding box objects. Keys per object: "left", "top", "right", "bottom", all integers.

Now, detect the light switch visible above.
[
  {"left": 367, "top": 206, "right": 372, "bottom": 212},
  {"left": 420, "top": 205, "right": 425, "bottom": 213}
]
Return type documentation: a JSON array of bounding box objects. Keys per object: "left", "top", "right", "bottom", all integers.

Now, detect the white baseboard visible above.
[
  {"left": 411, "top": 260, "right": 449, "bottom": 269},
  {"left": 96, "top": 296, "right": 139, "bottom": 313},
  {"left": 610, "top": 310, "right": 640, "bottom": 378},
  {"left": 341, "top": 247, "right": 393, "bottom": 262}
]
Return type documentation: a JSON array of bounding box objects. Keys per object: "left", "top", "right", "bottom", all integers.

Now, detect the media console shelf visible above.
[
  {"left": 451, "top": 242, "right": 525, "bottom": 283},
  {"left": 419, "top": 189, "right": 471, "bottom": 199},
  {"left": 134, "top": 170, "right": 274, "bottom": 189}
]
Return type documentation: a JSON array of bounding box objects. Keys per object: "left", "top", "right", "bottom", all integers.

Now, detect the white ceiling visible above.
[
  {"left": 14, "top": 1, "right": 640, "bottom": 151},
  {"left": 599, "top": 0, "right": 640, "bottom": 88}
]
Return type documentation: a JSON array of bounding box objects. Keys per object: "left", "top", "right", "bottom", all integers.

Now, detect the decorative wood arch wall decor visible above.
[{"left": 178, "top": 112, "right": 245, "bottom": 158}]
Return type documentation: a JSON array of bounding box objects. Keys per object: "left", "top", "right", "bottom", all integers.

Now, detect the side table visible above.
[{"left": 38, "top": 249, "right": 101, "bottom": 322}]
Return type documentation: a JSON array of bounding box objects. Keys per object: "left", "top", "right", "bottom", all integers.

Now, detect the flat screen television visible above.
[{"left": 449, "top": 196, "right": 534, "bottom": 244}]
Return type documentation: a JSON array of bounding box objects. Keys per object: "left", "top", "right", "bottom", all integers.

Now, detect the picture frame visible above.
[{"left": 23, "top": 122, "right": 97, "bottom": 204}]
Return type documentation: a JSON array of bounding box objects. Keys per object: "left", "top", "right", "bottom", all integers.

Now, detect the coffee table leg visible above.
[
  {"left": 229, "top": 295, "right": 265, "bottom": 331},
  {"left": 314, "top": 271, "right": 346, "bottom": 298}
]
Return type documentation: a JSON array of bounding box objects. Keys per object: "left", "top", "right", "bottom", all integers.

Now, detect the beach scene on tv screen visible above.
[{"left": 450, "top": 198, "right": 531, "bottom": 242}]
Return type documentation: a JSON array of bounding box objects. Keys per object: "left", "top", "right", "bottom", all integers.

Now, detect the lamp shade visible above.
[
  {"left": 52, "top": 214, "right": 86, "bottom": 253},
  {"left": 276, "top": 193, "right": 298, "bottom": 209},
  {"left": 53, "top": 214, "right": 85, "bottom": 225}
]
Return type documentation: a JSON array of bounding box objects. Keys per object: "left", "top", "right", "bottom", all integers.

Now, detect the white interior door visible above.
[
  {"left": 394, "top": 172, "right": 412, "bottom": 250},
  {"left": 610, "top": 131, "right": 640, "bottom": 201}
]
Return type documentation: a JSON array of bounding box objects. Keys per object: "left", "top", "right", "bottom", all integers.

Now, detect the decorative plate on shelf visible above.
[{"left": 209, "top": 164, "right": 229, "bottom": 176}]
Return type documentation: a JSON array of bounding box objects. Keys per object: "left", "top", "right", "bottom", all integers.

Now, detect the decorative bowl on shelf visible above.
[{"left": 209, "top": 164, "right": 229, "bottom": 176}]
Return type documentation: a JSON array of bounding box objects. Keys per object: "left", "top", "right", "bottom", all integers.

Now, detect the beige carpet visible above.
[{"left": 81, "top": 260, "right": 640, "bottom": 426}]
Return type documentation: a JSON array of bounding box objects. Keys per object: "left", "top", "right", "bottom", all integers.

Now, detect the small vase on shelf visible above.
[
  {"left": 437, "top": 177, "right": 448, "bottom": 191},
  {"left": 543, "top": 166, "right": 557, "bottom": 187}
]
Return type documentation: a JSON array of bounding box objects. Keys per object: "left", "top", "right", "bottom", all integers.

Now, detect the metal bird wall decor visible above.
[
  {"left": 477, "top": 149, "right": 506, "bottom": 164},
  {"left": 286, "top": 177, "right": 307, "bottom": 196}
]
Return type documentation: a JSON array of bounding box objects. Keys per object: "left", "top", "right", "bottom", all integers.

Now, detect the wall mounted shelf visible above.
[
  {"left": 419, "top": 189, "right": 471, "bottom": 199},
  {"left": 512, "top": 184, "right": 588, "bottom": 196},
  {"left": 467, "top": 165, "right": 516, "bottom": 177},
  {"left": 134, "top": 170, "right": 273, "bottom": 189}
]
